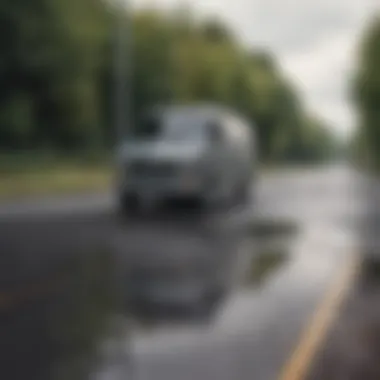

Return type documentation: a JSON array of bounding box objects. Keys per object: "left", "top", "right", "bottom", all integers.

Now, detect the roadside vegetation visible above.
[
  {"left": 0, "top": 152, "right": 112, "bottom": 199},
  {"left": 351, "top": 15, "right": 380, "bottom": 170},
  {"left": 0, "top": 1, "right": 339, "bottom": 199},
  {"left": 307, "top": 256, "right": 380, "bottom": 380}
]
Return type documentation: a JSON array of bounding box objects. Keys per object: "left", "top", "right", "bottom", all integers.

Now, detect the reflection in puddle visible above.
[
  {"left": 4, "top": 215, "right": 299, "bottom": 380},
  {"left": 47, "top": 250, "right": 128, "bottom": 380},
  {"left": 249, "top": 219, "right": 298, "bottom": 240},
  {"left": 0, "top": 247, "right": 129, "bottom": 380},
  {"left": 123, "top": 244, "right": 232, "bottom": 325},
  {"left": 14, "top": 250, "right": 133, "bottom": 380},
  {"left": 245, "top": 248, "right": 288, "bottom": 287},
  {"left": 121, "top": 218, "right": 299, "bottom": 325}
]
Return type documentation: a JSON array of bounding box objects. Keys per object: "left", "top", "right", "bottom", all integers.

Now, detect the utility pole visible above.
[
  {"left": 114, "top": 0, "right": 132, "bottom": 143},
  {"left": 113, "top": 5, "right": 136, "bottom": 379}
]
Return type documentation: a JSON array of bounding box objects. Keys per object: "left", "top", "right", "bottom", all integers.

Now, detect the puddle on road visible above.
[
  {"left": 48, "top": 250, "right": 124, "bottom": 380},
  {"left": 0, "top": 246, "right": 130, "bottom": 380},
  {"left": 3, "top": 215, "right": 299, "bottom": 380},
  {"left": 122, "top": 219, "right": 298, "bottom": 327}
]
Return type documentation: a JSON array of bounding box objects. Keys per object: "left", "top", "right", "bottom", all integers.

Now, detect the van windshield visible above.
[
  {"left": 131, "top": 112, "right": 205, "bottom": 142},
  {"left": 131, "top": 114, "right": 162, "bottom": 139}
]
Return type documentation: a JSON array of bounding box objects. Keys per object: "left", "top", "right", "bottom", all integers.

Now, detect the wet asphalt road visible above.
[{"left": 0, "top": 164, "right": 367, "bottom": 380}]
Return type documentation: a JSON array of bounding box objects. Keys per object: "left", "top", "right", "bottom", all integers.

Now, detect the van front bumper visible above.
[{"left": 120, "top": 175, "right": 205, "bottom": 203}]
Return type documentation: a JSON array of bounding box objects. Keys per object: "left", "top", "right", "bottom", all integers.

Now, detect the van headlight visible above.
[
  {"left": 181, "top": 170, "right": 198, "bottom": 188},
  {"left": 180, "top": 162, "right": 203, "bottom": 188}
]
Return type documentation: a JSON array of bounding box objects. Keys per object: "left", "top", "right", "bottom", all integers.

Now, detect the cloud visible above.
[
  {"left": 279, "top": 31, "right": 358, "bottom": 135},
  {"left": 133, "top": 0, "right": 379, "bottom": 136},
  {"left": 281, "top": 33, "right": 354, "bottom": 87}
]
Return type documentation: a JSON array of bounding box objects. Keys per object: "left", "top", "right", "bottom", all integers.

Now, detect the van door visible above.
[{"left": 206, "top": 120, "right": 233, "bottom": 202}]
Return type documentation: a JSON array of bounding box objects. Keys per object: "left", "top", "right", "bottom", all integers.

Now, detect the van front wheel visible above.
[{"left": 119, "top": 192, "right": 140, "bottom": 217}]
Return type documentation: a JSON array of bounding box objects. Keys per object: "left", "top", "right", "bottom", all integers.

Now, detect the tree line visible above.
[
  {"left": 0, "top": 0, "right": 337, "bottom": 163},
  {"left": 352, "top": 15, "right": 380, "bottom": 169}
]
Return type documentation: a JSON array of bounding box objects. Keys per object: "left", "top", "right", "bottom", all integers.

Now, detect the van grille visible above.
[{"left": 129, "top": 160, "right": 178, "bottom": 177}]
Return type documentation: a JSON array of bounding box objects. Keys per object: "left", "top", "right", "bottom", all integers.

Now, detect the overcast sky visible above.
[{"left": 132, "top": 0, "right": 379, "bottom": 138}]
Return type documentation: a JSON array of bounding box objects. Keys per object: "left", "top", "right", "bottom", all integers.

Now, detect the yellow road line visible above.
[{"left": 278, "top": 254, "right": 360, "bottom": 380}]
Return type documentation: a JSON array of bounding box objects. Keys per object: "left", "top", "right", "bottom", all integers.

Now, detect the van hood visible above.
[{"left": 119, "top": 141, "right": 206, "bottom": 163}]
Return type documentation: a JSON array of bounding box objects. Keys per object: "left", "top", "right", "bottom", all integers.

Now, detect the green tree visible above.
[
  {"left": 353, "top": 15, "right": 380, "bottom": 169},
  {"left": 0, "top": 0, "right": 110, "bottom": 150},
  {"left": 0, "top": 1, "right": 336, "bottom": 164}
]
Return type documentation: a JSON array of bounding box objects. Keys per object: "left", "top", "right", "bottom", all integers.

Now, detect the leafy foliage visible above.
[
  {"left": 0, "top": 1, "right": 337, "bottom": 162},
  {"left": 353, "top": 16, "right": 380, "bottom": 169}
]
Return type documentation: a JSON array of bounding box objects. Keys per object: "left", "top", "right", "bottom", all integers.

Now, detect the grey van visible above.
[{"left": 116, "top": 104, "right": 256, "bottom": 212}]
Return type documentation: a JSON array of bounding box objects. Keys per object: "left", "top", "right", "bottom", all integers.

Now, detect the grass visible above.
[
  {"left": 0, "top": 152, "right": 323, "bottom": 201},
  {"left": 0, "top": 152, "right": 113, "bottom": 200}
]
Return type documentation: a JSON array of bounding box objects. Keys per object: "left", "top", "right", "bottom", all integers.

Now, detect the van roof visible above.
[{"left": 144, "top": 104, "right": 255, "bottom": 133}]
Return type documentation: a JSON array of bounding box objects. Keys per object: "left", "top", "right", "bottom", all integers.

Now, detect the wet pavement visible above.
[
  {"left": 305, "top": 257, "right": 380, "bottom": 380},
  {"left": 0, "top": 164, "right": 365, "bottom": 380}
]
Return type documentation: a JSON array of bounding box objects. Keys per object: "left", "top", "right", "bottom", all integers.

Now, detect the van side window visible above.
[
  {"left": 225, "top": 116, "right": 241, "bottom": 142},
  {"left": 133, "top": 113, "right": 162, "bottom": 139}
]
